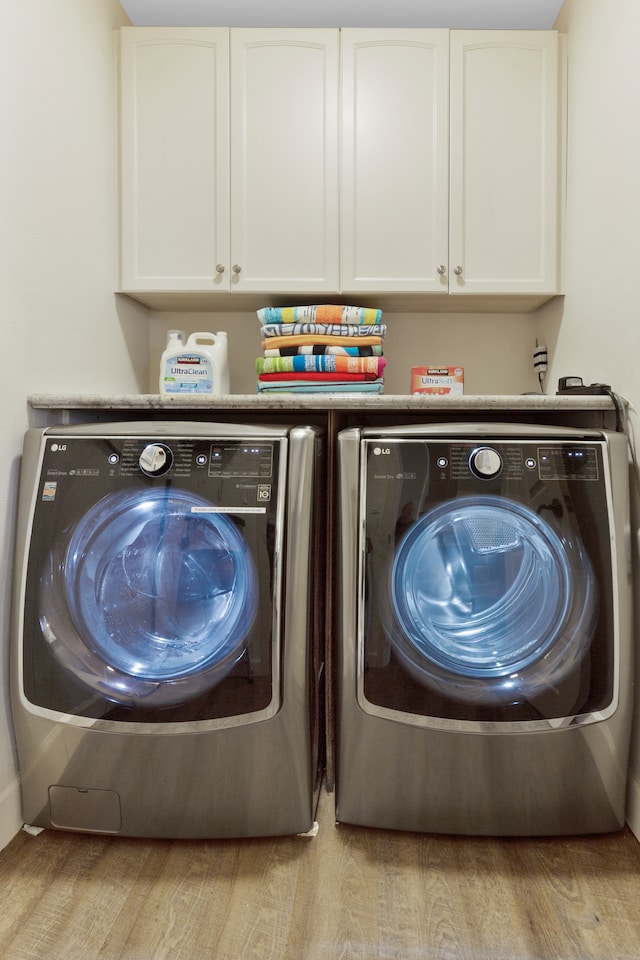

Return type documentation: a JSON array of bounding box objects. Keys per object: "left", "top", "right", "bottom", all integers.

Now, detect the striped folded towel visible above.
[
  {"left": 262, "top": 334, "right": 382, "bottom": 350},
  {"left": 258, "top": 371, "right": 383, "bottom": 382},
  {"left": 261, "top": 322, "right": 386, "bottom": 338},
  {"left": 264, "top": 345, "right": 381, "bottom": 357},
  {"left": 256, "top": 355, "right": 386, "bottom": 376},
  {"left": 257, "top": 380, "right": 384, "bottom": 394},
  {"left": 257, "top": 305, "right": 383, "bottom": 326}
]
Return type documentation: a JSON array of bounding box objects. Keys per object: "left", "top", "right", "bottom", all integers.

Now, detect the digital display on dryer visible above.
[{"left": 538, "top": 445, "right": 599, "bottom": 480}]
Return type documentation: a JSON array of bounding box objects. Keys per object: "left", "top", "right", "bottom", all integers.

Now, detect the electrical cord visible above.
[
  {"left": 606, "top": 387, "right": 624, "bottom": 433},
  {"left": 615, "top": 392, "right": 640, "bottom": 498}
]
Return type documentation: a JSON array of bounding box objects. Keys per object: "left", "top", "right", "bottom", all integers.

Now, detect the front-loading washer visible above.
[
  {"left": 336, "top": 422, "right": 633, "bottom": 835},
  {"left": 11, "top": 420, "right": 324, "bottom": 838}
]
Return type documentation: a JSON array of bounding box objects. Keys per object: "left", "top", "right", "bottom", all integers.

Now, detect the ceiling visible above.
[{"left": 118, "top": 0, "right": 564, "bottom": 30}]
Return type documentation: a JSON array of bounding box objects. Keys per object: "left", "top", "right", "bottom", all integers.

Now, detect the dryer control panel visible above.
[{"left": 436, "top": 442, "right": 600, "bottom": 483}]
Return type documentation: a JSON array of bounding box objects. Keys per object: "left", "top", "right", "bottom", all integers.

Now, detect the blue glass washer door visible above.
[
  {"left": 390, "top": 494, "right": 596, "bottom": 693},
  {"left": 64, "top": 487, "right": 258, "bottom": 681}
]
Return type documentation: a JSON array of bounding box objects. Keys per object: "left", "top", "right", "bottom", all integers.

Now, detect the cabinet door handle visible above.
[
  {"left": 215, "top": 264, "right": 225, "bottom": 274},
  {"left": 232, "top": 264, "right": 242, "bottom": 274},
  {"left": 454, "top": 266, "right": 463, "bottom": 276},
  {"left": 437, "top": 265, "right": 446, "bottom": 276}
]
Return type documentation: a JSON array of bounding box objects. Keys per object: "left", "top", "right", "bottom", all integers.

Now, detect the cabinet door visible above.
[
  {"left": 340, "top": 30, "right": 450, "bottom": 293},
  {"left": 230, "top": 29, "right": 339, "bottom": 293},
  {"left": 119, "top": 27, "right": 230, "bottom": 292},
  {"left": 449, "top": 31, "right": 562, "bottom": 296}
]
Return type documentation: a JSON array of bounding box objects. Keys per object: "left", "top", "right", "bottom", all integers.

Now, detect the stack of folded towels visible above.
[{"left": 255, "top": 304, "right": 386, "bottom": 394}]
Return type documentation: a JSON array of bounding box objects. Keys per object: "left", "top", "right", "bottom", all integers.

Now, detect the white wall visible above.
[
  {"left": 539, "top": 0, "right": 640, "bottom": 837},
  {"left": 0, "top": 0, "right": 148, "bottom": 849},
  {"left": 149, "top": 310, "right": 541, "bottom": 395},
  {"left": 540, "top": 0, "right": 640, "bottom": 400}
]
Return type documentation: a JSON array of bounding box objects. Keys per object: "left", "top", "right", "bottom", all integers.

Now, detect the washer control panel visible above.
[
  {"left": 109, "top": 438, "right": 275, "bottom": 479},
  {"left": 41, "top": 436, "right": 278, "bottom": 490}
]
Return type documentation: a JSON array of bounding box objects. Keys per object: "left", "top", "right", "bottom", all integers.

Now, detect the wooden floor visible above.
[{"left": 2, "top": 786, "right": 640, "bottom": 960}]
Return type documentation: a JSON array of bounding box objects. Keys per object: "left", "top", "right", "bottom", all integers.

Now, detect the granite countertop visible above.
[{"left": 28, "top": 393, "right": 616, "bottom": 411}]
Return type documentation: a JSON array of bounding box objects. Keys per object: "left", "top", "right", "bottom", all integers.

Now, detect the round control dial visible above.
[
  {"left": 469, "top": 446, "right": 502, "bottom": 479},
  {"left": 139, "top": 443, "right": 173, "bottom": 477}
]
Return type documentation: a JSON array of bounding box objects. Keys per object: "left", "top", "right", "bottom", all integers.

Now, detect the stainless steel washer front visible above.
[{"left": 12, "top": 421, "right": 324, "bottom": 838}]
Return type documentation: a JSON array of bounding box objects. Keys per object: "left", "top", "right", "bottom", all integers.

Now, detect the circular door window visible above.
[
  {"left": 387, "top": 495, "right": 596, "bottom": 704},
  {"left": 39, "top": 488, "right": 258, "bottom": 707}
]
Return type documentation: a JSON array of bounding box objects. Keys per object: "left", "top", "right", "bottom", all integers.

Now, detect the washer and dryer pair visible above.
[{"left": 11, "top": 419, "right": 634, "bottom": 838}]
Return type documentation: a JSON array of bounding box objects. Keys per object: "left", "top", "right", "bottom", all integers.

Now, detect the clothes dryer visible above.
[
  {"left": 11, "top": 421, "right": 324, "bottom": 838},
  {"left": 336, "top": 423, "right": 632, "bottom": 835}
]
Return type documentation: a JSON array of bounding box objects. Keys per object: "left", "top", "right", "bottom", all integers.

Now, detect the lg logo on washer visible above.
[{"left": 371, "top": 445, "right": 399, "bottom": 481}]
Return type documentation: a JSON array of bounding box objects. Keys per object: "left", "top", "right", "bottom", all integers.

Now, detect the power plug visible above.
[{"left": 533, "top": 343, "right": 548, "bottom": 392}]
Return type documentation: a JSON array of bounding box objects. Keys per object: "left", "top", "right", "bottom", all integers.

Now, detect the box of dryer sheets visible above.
[{"left": 411, "top": 366, "right": 464, "bottom": 395}]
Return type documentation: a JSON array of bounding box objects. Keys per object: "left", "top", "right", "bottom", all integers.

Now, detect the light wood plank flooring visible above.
[{"left": 2, "top": 786, "right": 640, "bottom": 960}]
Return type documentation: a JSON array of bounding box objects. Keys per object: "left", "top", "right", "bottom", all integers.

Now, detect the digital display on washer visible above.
[
  {"left": 538, "top": 445, "right": 599, "bottom": 481},
  {"left": 208, "top": 443, "right": 274, "bottom": 478}
]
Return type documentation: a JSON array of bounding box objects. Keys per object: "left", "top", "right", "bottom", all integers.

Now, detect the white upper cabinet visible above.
[
  {"left": 340, "top": 29, "right": 564, "bottom": 297},
  {"left": 229, "top": 30, "right": 339, "bottom": 293},
  {"left": 120, "top": 28, "right": 230, "bottom": 292},
  {"left": 119, "top": 27, "right": 564, "bottom": 304},
  {"left": 340, "top": 30, "right": 450, "bottom": 294},
  {"left": 449, "top": 31, "right": 562, "bottom": 296},
  {"left": 119, "top": 27, "right": 339, "bottom": 294}
]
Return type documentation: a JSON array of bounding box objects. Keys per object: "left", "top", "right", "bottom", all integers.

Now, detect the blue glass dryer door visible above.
[
  {"left": 387, "top": 495, "right": 596, "bottom": 705},
  {"left": 360, "top": 435, "right": 614, "bottom": 724}
]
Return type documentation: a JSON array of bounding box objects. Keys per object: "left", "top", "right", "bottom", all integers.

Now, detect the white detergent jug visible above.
[{"left": 159, "top": 330, "right": 230, "bottom": 396}]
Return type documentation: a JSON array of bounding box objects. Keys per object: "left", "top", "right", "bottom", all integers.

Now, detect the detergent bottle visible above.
[{"left": 159, "top": 330, "right": 230, "bottom": 395}]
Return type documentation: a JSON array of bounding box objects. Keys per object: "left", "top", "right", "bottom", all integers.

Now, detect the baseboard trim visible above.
[{"left": 0, "top": 777, "right": 22, "bottom": 852}]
